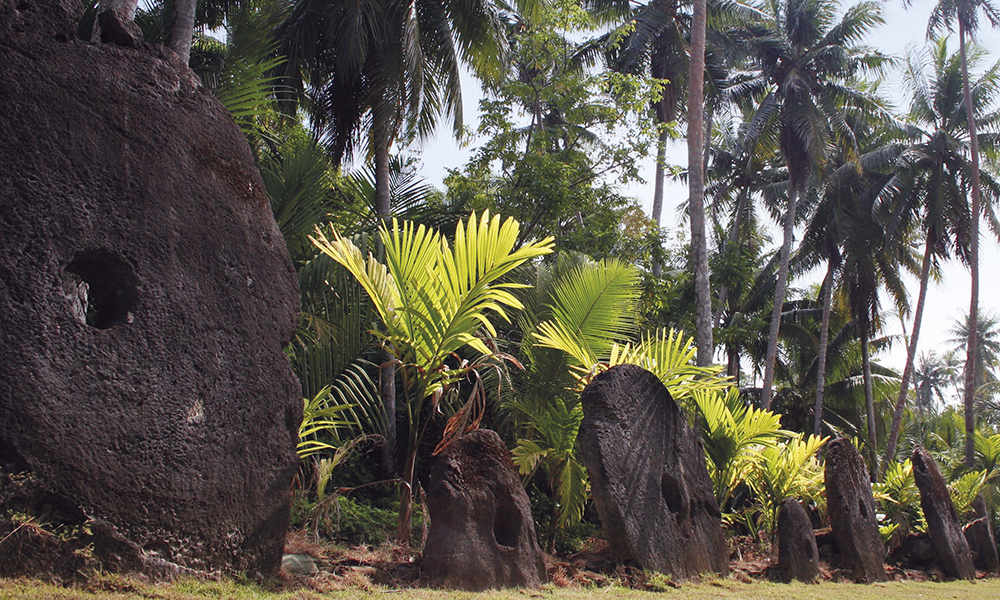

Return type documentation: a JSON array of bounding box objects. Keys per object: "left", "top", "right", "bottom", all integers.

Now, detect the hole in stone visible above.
[
  {"left": 64, "top": 249, "right": 138, "bottom": 329},
  {"left": 16, "top": 1, "right": 29, "bottom": 10},
  {"left": 661, "top": 472, "right": 683, "bottom": 515},
  {"left": 858, "top": 499, "right": 869, "bottom": 519},
  {"left": 492, "top": 501, "right": 520, "bottom": 548}
]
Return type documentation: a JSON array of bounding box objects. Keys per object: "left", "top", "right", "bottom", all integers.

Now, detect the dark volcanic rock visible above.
[
  {"left": 964, "top": 517, "right": 999, "bottom": 574},
  {"left": 889, "top": 532, "right": 937, "bottom": 567},
  {"left": 0, "top": 0, "right": 300, "bottom": 577},
  {"left": 824, "top": 438, "right": 886, "bottom": 582},
  {"left": 422, "top": 430, "right": 546, "bottom": 590},
  {"left": 912, "top": 447, "right": 975, "bottom": 580},
  {"left": 965, "top": 494, "right": 999, "bottom": 573},
  {"left": 97, "top": 9, "right": 143, "bottom": 47},
  {"left": 777, "top": 498, "right": 820, "bottom": 583},
  {"left": 578, "top": 364, "right": 727, "bottom": 578}
]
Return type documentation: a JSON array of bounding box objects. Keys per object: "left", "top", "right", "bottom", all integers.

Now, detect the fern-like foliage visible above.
[
  {"left": 533, "top": 258, "right": 640, "bottom": 369},
  {"left": 510, "top": 398, "right": 589, "bottom": 530}
]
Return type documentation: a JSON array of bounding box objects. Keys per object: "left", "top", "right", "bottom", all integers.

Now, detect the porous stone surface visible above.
[
  {"left": 776, "top": 498, "right": 820, "bottom": 583},
  {"left": 911, "top": 446, "right": 975, "bottom": 580},
  {"left": 824, "top": 438, "right": 886, "bottom": 582},
  {"left": 0, "top": 0, "right": 300, "bottom": 577},
  {"left": 422, "top": 430, "right": 546, "bottom": 590},
  {"left": 578, "top": 364, "right": 727, "bottom": 577},
  {"left": 964, "top": 517, "right": 999, "bottom": 573},
  {"left": 889, "top": 532, "right": 937, "bottom": 568}
]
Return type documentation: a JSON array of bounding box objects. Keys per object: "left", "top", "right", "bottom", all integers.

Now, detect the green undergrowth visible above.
[{"left": 4, "top": 576, "right": 1000, "bottom": 600}]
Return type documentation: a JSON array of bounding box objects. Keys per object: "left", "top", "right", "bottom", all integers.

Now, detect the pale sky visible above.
[{"left": 411, "top": 0, "right": 1000, "bottom": 393}]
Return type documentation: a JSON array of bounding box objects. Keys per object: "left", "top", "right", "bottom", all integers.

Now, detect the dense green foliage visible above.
[{"left": 116, "top": 0, "right": 1000, "bottom": 559}]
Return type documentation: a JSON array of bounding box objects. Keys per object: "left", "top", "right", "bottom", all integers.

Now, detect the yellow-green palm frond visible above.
[
  {"left": 310, "top": 228, "right": 403, "bottom": 330},
  {"left": 694, "top": 386, "right": 785, "bottom": 505},
  {"left": 974, "top": 431, "right": 1000, "bottom": 473},
  {"left": 556, "top": 457, "right": 590, "bottom": 527},
  {"left": 874, "top": 459, "right": 924, "bottom": 535},
  {"left": 608, "top": 328, "right": 726, "bottom": 397},
  {"left": 534, "top": 258, "right": 640, "bottom": 369},
  {"left": 751, "top": 434, "right": 828, "bottom": 536},
  {"left": 510, "top": 398, "right": 589, "bottom": 528},
  {"left": 313, "top": 210, "right": 553, "bottom": 404},
  {"left": 949, "top": 469, "right": 993, "bottom": 522},
  {"left": 297, "top": 386, "right": 360, "bottom": 459}
]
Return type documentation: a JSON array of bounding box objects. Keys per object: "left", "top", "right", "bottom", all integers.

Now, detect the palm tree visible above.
[
  {"left": 313, "top": 212, "right": 554, "bottom": 544},
  {"left": 797, "top": 106, "right": 907, "bottom": 439},
  {"left": 165, "top": 0, "right": 197, "bottom": 64},
  {"left": 595, "top": 0, "right": 690, "bottom": 276},
  {"left": 280, "top": 0, "right": 503, "bottom": 219},
  {"left": 596, "top": 0, "right": 758, "bottom": 360},
  {"left": 923, "top": 0, "right": 1000, "bottom": 467},
  {"left": 731, "top": 0, "right": 890, "bottom": 408},
  {"left": 688, "top": 0, "right": 712, "bottom": 365},
  {"left": 883, "top": 39, "right": 1000, "bottom": 466},
  {"left": 838, "top": 183, "right": 915, "bottom": 474},
  {"left": 280, "top": 0, "right": 504, "bottom": 488},
  {"left": 509, "top": 256, "right": 640, "bottom": 551},
  {"left": 913, "top": 351, "right": 960, "bottom": 412},
  {"left": 950, "top": 309, "right": 1000, "bottom": 403}
]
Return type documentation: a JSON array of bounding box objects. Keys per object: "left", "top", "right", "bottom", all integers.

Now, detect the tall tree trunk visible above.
[
  {"left": 374, "top": 136, "right": 398, "bottom": 481},
  {"left": 761, "top": 188, "right": 799, "bottom": 408},
  {"left": 688, "top": 0, "right": 712, "bottom": 366},
  {"left": 959, "top": 23, "right": 981, "bottom": 470},
  {"left": 884, "top": 241, "right": 933, "bottom": 467},
  {"left": 861, "top": 316, "right": 878, "bottom": 478},
  {"left": 164, "top": 0, "right": 197, "bottom": 66},
  {"left": 813, "top": 261, "right": 835, "bottom": 436},
  {"left": 714, "top": 191, "right": 748, "bottom": 329},
  {"left": 651, "top": 128, "right": 669, "bottom": 277}
]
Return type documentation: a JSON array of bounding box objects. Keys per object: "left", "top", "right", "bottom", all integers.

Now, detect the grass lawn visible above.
[{"left": 3, "top": 576, "right": 1000, "bottom": 600}]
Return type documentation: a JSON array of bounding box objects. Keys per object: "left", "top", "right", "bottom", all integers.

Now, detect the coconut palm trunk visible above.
[
  {"left": 688, "top": 0, "right": 712, "bottom": 366},
  {"left": 959, "top": 22, "right": 983, "bottom": 469},
  {"left": 860, "top": 315, "right": 878, "bottom": 475},
  {"left": 372, "top": 134, "right": 398, "bottom": 480},
  {"left": 165, "top": 0, "right": 196, "bottom": 66},
  {"left": 761, "top": 187, "right": 798, "bottom": 408},
  {"left": 651, "top": 129, "right": 670, "bottom": 277},
  {"left": 714, "top": 189, "right": 750, "bottom": 329},
  {"left": 813, "top": 260, "right": 836, "bottom": 436},
  {"left": 884, "top": 241, "right": 934, "bottom": 466}
]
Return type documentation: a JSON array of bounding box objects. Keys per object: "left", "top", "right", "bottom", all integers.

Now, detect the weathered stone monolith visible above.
[
  {"left": 0, "top": 0, "right": 300, "bottom": 578},
  {"left": 964, "top": 517, "right": 999, "bottom": 573},
  {"left": 777, "top": 498, "right": 820, "bottom": 583},
  {"left": 912, "top": 446, "right": 975, "bottom": 580},
  {"left": 965, "top": 494, "right": 999, "bottom": 574},
  {"left": 824, "top": 438, "right": 886, "bottom": 582},
  {"left": 422, "top": 430, "right": 546, "bottom": 590},
  {"left": 578, "top": 364, "right": 727, "bottom": 578}
]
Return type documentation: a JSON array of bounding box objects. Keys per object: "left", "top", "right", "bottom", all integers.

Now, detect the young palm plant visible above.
[
  {"left": 693, "top": 386, "right": 785, "bottom": 508},
  {"left": 749, "top": 433, "right": 828, "bottom": 539},
  {"left": 312, "top": 211, "right": 554, "bottom": 543}
]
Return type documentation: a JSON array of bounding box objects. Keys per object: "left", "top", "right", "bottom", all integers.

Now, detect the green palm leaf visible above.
[{"left": 533, "top": 258, "right": 639, "bottom": 368}]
